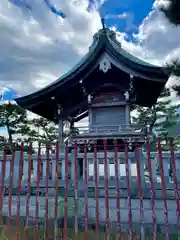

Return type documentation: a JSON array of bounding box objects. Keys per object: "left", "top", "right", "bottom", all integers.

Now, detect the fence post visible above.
[
  {"left": 156, "top": 138, "right": 169, "bottom": 239},
  {"left": 124, "top": 141, "right": 133, "bottom": 240}
]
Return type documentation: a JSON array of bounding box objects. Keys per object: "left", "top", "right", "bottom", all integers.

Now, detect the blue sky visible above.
[
  {"left": 1, "top": 0, "right": 156, "bottom": 102},
  {"left": 100, "top": 0, "right": 154, "bottom": 38}
]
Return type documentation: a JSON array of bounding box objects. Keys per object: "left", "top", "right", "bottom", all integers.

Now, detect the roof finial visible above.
[{"left": 101, "top": 17, "right": 105, "bottom": 29}]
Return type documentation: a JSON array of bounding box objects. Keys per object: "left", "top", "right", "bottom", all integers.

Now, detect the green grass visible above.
[{"left": 0, "top": 226, "right": 179, "bottom": 240}]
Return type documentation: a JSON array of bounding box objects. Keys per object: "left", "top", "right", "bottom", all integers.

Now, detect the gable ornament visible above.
[{"left": 99, "top": 57, "right": 111, "bottom": 73}]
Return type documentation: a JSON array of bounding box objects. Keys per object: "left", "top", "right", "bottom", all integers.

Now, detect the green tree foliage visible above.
[
  {"left": 25, "top": 117, "right": 77, "bottom": 144},
  {"left": 132, "top": 88, "right": 179, "bottom": 149},
  {"left": 25, "top": 117, "right": 58, "bottom": 144},
  {"left": 0, "top": 102, "right": 28, "bottom": 146},
  {"left": 161, "top": 0, "right": 180, "bottom": 94},
  {"left": 161, "top": 0, "right": 180, "bottom": 26}
]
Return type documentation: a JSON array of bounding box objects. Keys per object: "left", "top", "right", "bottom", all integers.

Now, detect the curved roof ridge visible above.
[
  {"left": 16, "top": 32, "right": 102, "bottom": 102},
  {"left": 15, "top": 27, "right": 170, "bottom": 105}
]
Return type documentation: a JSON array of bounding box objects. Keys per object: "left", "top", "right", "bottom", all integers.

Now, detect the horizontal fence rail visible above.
[{"left": 0, "top": 138, "right": 179, "bottom": 239}]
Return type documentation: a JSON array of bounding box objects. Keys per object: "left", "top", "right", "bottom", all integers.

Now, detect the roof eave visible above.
[{"left": 15, "top": 34, "right": 106, "bottom": 106}]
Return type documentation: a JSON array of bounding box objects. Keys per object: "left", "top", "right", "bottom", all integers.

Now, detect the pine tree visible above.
[
  {"left": 0, "top": 102, "right": 28, "bottom": 146},
  {"left": 161, "top": 1, "right": 180, "bottom": 94},
  {"left": 25, "top": 117, "right": 58, "bottom": 144},
  {"left": 161, "top": 0, "right": 180, "bottom": 26},
  {"left": 132, "top": 88, "right": 179, "bottom": 149},
  {"left": 25, "top": 117, "right": 78, "bottom": 144}
]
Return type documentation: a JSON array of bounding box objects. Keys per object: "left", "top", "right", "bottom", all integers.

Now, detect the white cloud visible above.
[
  {"left": 0, "top": 0, "right": 180, "bottom": 129},
  {"left": 117, "top": 0, "right": 180, "bottom": 69},
  {"left": 1, "top": 0, "right": 179, "bottom": 95},
  {"left": 0, "top": 0, "right": 102, "bottom": 95}
]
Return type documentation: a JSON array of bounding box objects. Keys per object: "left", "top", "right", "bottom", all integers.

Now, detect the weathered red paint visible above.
[
  {"left": 44, "top": 144, "right": 50, "bottom": 239},
  {"left": 54, "top": 141, "right": 59, "bottom": 240},
  {"left": 25, "top": 142, "right": 32, "bottom": 240},
  {"left": 135, "top": 141, "right": 145, "bottom": 239},
  {"left": 74, "top": 141, "right": 78, "bottom": 240},
  {"left": 124, "top": 142, "right": 133, "bottom": 239},
  {"left": 0, "top": 138, "right": 180, "bottom": 239},
  {"left": 64, "top": 142, "right": 69, "bottom": 240},
  {"left": 114, "top": 139, "right": 121, "bottom": 239},
  {"left": 93, "top": 141, "right": 100, "bottom": 235},
  {"left": 145, "top": 137, "right": 157, "bottom": 240},
  {"left": 84, "top": 140, "right": 89, "bottom": 240},
  {"left": 8, "top": 143, "right": 15, "bottom": 230},
  {"left": 156, "top": 138, "right": 169, "bottom": 239},
  {"left": 169, "top": 138, "right": 180, "bottom": 235},
  {"left": 35, "top": 143, "right": 41, "bottom": 240},
  {"left": 0, "top": 141, "right": 7, "bottom": 225},
  {"left": 103, "top": 139, "right": 110, "bottom": 239},
  {"left": 16, "top": 142, "right": 24, "bottom": 240}
]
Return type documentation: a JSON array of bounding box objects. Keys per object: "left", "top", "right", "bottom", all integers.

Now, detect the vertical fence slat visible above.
[
  {"left": 74, "top": 141, "right": 79, "bottom": 240},
  {"left": 8, "top": 143, "right": 15, "bottom": 231},
  {"left": 135, "top": 141, "right": 144, "bottom": 240},
  {"left": 84, "top": 140, "right": 89, "bottom": 240},
  {"left": 169, "top": 138, "right": 180, "bottom": 235},
  {"left": 64, "top": 143, "right": 69, "bottom": 240},
  {"left": 0, "top": 137, "right": 178, "bottom": 239},
  {"left": 0, "top": 142, "right": 7, "bottom": 226},
  {"left": 54, "top": 141, "right": 59, "bottom": 240},
  {"left": 156, "top": 138, "right": 169, "bottom": 239},
  {"left": 16, "top": 142, "right": 24, "bottom": 240},
  {"left": 145, "top": 137, "right": 156, "bottom": 239},
  {"left": 93, "top": 141, "right": 100, "bottom": 237},
  {"left": 103, "top": 139, "right": 110, "bottom": 239},
  {"left": 124, "top": 141, "right": 132, "bottom": 239},
  {"left": 24, "top": 142, "right": 32, "bottom": 240},
  {"left": 114, "top": 140, "right": 121, "bottom": 239},
  {"left": 44, "top": 144, "right": 50, "bottom": 239},
  {"left": 34, "top": 143, "right": 41, "bottom": 240}
]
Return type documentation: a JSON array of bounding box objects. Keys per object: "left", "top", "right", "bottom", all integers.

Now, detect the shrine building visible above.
[{"left": 15, "top": 23, "right": 170, "bottom": 181}]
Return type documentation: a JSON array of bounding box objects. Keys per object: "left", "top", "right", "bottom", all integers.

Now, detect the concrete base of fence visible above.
[
  {"left": 1, "top": 196, "right": 178, "bottom": 233},
  {"left": 1, "top": 216, "right": 178, "bottom": 234}
]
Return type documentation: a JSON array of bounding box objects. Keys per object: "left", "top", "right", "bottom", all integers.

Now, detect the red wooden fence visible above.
[{"left": 0, "top": 137, "right": 179, "bottom": 239}]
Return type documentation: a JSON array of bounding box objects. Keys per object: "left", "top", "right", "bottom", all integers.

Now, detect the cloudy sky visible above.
[{"left": 0, "top": 0, "right": 179, "bottom": 130}]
